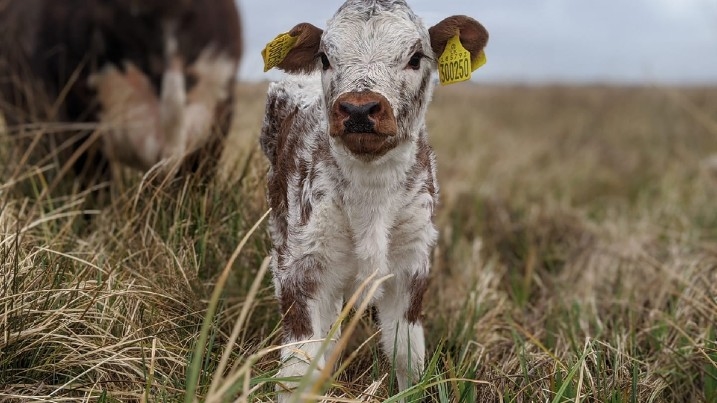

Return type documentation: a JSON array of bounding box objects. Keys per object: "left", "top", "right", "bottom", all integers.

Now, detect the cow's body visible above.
[
  {"left": 260, "top": 0, "right": 488, "bottom": 399},
  {"left": 262, "top": 73, "right": 437, "bottom": 383},
  {"left": 0, "top": 0, "right": 241, "bottom": 176}
]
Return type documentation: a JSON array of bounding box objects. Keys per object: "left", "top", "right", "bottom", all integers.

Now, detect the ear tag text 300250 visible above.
[{"left": 438, "top": 34, "right": 486, "bottom": 85}]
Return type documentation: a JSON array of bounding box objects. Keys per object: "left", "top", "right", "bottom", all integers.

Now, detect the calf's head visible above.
[{"left": 271, "top": 0, "right": 488, "bottom": 159}]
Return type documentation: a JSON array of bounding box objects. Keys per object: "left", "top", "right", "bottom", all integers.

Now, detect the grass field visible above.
[{"left": 1, "top": 82, "right": 716, "bottom": 402}]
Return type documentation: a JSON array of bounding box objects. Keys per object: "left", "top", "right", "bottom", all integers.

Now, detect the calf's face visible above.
[{"left": 273, "top": 0, "right": 488, "bottom": 159}]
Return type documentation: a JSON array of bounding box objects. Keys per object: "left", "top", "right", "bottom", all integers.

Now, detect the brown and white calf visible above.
[
  {"left": 0, "top": 0, "right": 241, "bottom": 176},
  {"left": 261, "top": 0, "right": 488, "bottom": 397}
]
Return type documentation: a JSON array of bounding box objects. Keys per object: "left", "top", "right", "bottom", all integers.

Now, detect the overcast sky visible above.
[{"left": 237, "top": 0, "right": 717, "bottom": 84}]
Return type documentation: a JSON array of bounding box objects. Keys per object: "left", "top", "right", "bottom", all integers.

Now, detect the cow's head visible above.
[{"left": 270, "top": 0, "right": 488, "bottom": 159}]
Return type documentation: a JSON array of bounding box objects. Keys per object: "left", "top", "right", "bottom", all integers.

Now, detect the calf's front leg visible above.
[
  {"left": 376, "top": 272, "right": 429, "bottom": 393},
  {"left": 275, "top": 255, "right": 341, "bottom": 400}
]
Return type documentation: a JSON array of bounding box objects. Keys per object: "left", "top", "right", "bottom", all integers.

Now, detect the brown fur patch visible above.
[
  {"left": 276, "top": 23, "right": 323, "bottom": 74},
  {"left": 266, "top": 106, "right": 301, "bottom": 240},
  {"left": 280, "top": 280, "right": 315, "bottom": 340},
  {"left": 416, "top": 138, "right": 436, "bottom": 197},
  {"left": 406, "top": 273, "right": 430, "bottom": 324},
  {"left": 298, "top": 159, "right": 312, "bottom": 226},
  {"left": 403, "top": 137, "right": 436, "bottom": 209},
  {"left": 428, "top": 15, "right": 489, "bottom": 62},
  {"left": 278, "top": 255, "right": 322, "bottom": 340}
]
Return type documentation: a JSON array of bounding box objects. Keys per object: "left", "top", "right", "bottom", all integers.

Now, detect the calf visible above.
[
  {"left": 0, "top": 0, "right": 241, "bottom": 177},
  {"left": 260, "top": 0, "right": 488, "bottom": 398}
]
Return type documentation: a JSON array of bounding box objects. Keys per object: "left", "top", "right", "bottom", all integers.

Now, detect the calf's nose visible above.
[
  {"left": 340, "top": 100, "right": 382, "bottom": 133},
  {"left": 330, "top": 91, "right": 397, "bottom": 138}
]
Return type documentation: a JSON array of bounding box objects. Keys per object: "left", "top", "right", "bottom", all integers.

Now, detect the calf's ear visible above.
[
  {"left": 428, "top": 16, "right": 488, "bottom": 62},
  {"left": 263, "top": 23, "right": 323, "bottom": 74}
]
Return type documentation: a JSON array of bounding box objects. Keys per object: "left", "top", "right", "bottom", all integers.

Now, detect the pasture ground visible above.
[{"left": 1, "top": 83, "right": 716, "bottom": 402}]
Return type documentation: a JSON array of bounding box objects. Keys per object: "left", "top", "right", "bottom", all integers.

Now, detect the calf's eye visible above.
[
  {"left": 407, "top": 52, "right": 424, "bottom": 70},
  {"left": 319, "top": 52, "right": 331, "bottom": 70}
]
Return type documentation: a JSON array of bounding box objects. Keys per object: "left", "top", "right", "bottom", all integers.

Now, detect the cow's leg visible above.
[
  {"left": 175, "top": 48, "right": 236, "bottom": 177},
  {"left": 176, "top": 92, "right": 232, "bottom": 177},
  {"left": 275, "top": 254, "right": 340, "bottom": 401},
  {"left": 89, "top": 63, "right": 163, "bottom": 171},
  {"left": 375, "top": 272, "right": 428, "bottom": 393}
]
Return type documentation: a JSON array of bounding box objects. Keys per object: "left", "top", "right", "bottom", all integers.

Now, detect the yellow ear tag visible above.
[
  {"left": 438, "top": 34, "right": 485, "bottom": 85},
  {"left": 261, "top": 32, "right": 299, "bottom": 72}
]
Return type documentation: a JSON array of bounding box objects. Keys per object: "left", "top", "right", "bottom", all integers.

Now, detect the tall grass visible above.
[{"left": 1, "top": 83, "right": 716, "bottom": 402}]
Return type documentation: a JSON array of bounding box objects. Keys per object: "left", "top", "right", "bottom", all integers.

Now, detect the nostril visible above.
[
  {"left": 367, "top": 101, "right": 381, "bottom": 115},
  {"left": 339, "top": 101, "right": 353, "bottom": 116},
  {"left": 339, "top": 101, "right": 380, "bottom": 118}
]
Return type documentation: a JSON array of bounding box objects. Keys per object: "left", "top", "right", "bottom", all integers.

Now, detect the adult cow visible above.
[{"left": 0, "top": 0, "right": 242, "bottom": 180}]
